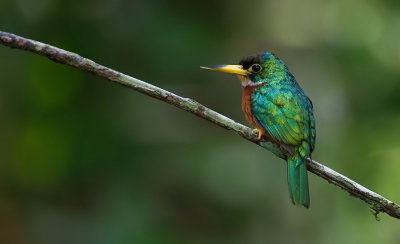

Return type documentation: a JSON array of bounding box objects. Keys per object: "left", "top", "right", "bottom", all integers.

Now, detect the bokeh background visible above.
[{"left": 1, "top": 0, "right": 400, "bottom": 243}]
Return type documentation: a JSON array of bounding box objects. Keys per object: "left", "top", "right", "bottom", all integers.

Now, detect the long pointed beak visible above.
[{"left": 200, "top": 64, "right": 250, "bottom": 76}]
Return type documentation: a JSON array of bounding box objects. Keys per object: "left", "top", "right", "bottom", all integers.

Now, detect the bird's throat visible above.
[{"left": 238, "top": 75, "right": 258, "bottom": 87}]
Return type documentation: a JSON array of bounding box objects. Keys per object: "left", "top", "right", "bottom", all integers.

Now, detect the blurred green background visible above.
[{"left": 1, "top": 0, "right": 400, "bottom": 243}]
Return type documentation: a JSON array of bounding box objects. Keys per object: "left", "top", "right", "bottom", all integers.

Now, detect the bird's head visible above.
[{"left": 201, "top": 52, "right": 288, "bottom": 87}]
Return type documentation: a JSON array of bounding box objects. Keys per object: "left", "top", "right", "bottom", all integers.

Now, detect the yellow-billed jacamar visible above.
[{"left": 201, "top": 52, "right": 316, "bottom": 208}]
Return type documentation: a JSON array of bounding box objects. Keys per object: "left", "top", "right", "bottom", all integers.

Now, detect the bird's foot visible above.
[{"left": 253, "top": 128, "right": 264, "bottom": 140}]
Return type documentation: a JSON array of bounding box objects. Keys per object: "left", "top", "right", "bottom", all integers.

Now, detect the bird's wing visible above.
[
  {"left": 307, "top": 97, "right": 316, "bottom": 153},
  {"left": 251, "top": 87, "right": 311, "bottom": 153}
]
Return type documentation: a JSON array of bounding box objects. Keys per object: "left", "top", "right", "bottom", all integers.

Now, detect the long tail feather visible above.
[{"left": 288, "top": 153, "right": 310, "bottom": 208}]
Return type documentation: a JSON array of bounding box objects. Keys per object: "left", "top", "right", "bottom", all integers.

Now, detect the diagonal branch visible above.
[{"left": 1, "top": 30, "right": 399, "bottom": 219}]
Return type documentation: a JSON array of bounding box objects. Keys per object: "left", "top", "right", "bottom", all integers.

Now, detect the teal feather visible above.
[{"left": 288, "top": 152, "right": 309, "bottom": 208}]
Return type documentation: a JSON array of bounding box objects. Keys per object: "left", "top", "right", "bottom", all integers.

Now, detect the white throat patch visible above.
[{"left": 238, "top": 75, "right": 260, "bottom": 87}]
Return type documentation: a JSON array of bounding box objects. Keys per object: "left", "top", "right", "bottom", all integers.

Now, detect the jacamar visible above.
[{"left": 201, "top": 52, "right": 316, "bottom": 208}]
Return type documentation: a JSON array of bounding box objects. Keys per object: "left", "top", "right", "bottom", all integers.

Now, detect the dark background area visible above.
[{"left": 1, "top": 0, "right": 400, "bottom": 243}]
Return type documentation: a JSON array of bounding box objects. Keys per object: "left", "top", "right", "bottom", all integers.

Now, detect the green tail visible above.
[{"left": 287, "top": 153, "right": 310, "bottom": 208}]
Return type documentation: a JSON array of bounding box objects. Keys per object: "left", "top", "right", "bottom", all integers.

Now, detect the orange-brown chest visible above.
[{"left": 242, "top": 86, "right": 259, "bottom": 128}]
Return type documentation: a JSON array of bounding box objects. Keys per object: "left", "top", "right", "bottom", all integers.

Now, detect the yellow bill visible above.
[{"left": 200, "top": 64, "right": 250, "bottom": 76}]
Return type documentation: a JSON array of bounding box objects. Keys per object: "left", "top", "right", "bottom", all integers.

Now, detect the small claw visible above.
[{"left": 253, "top": 128, "right": 263, "bottom": 140}]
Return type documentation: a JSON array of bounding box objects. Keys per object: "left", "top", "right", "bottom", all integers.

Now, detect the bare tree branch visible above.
[{"left": 1, "top": 30, "right": 399, "bottom": 219}]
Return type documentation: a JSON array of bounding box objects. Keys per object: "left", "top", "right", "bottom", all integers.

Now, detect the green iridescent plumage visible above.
[
  {"left": 201, "top": 52, "right": 316, "bottom": 208},
  {"left": 249, "top": 52, "right": 315, "bottom": 208}
]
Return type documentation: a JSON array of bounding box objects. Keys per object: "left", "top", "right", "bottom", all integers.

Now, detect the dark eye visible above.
[{"left": 250, "top": 64, "right": 262, "bottom": 73}]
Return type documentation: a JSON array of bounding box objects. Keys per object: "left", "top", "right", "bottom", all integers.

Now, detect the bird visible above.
[{"left": 201, "top": 52, "right": 316, "bottom": 208}]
